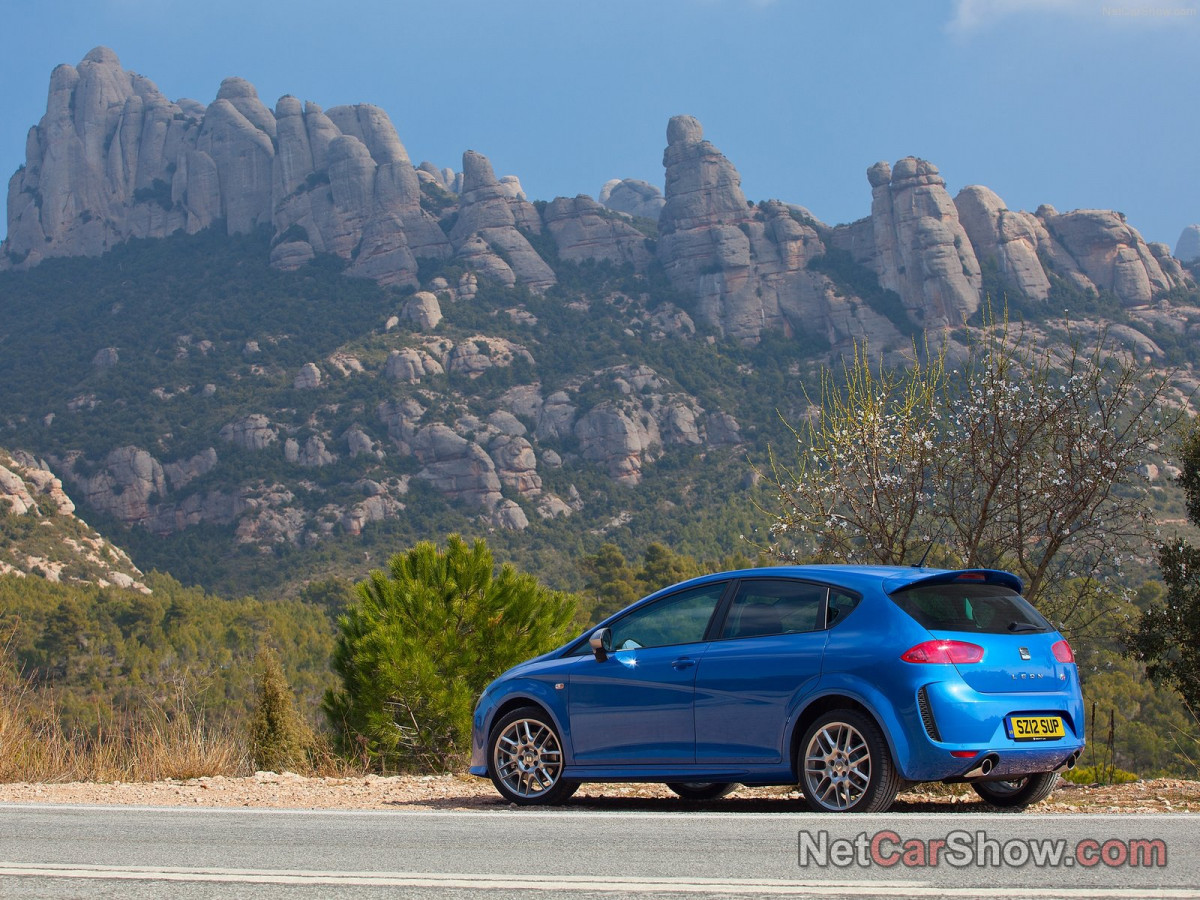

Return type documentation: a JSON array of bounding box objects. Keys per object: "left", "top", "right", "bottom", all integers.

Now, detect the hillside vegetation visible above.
[
  {"left": 0, "top": 228, "right": 787, "bottom": 597},
  {"left": 1, "top": 228, "right": 1200, "bottom": 779}
]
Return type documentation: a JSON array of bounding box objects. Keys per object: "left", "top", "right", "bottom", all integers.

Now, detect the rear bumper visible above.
[
  {"left": 945, "top": 744, "right": 1084, "bottom": 783},
  {"left": 898, "top": 680, "right": 1085, "bottom": 782}
]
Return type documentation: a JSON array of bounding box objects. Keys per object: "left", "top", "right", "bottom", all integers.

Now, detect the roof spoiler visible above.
[{"left": 883, "top": 568, "right": 1024, "bottom": 595}]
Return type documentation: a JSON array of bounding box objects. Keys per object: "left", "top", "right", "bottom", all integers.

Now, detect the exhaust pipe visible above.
[
  {"left": 1054, "top": 750, "right": 1082, "bottom": 773},
  {"left": 963, "top": 753, "right": 999, "bottom": 779}
]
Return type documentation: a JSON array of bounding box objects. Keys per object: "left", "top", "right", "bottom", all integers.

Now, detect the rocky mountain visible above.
[
  {"left": 5, "top": 49, "right": 1193, "bottom": 343},
  {"left": 1179, "top": 225, "right": 1200, "bottom": 264},
  {"left": 1, "top": 48, "right": 1198, "bottom": 596},
  {"left": 0, "top": 448, "right": 148, "bottom": 591}
]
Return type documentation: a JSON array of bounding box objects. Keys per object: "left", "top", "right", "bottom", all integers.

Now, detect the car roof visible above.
[{"left": 648, "top": 564, "right": 1023, "bottom": 598}]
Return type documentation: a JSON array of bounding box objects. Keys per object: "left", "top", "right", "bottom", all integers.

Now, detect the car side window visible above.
[
  {"left": 826, "top": 590, "right": 861, "bottom": 628},
  {"left": 719, "top": 579, "right": 826, "bottom": 639},
  {"left": 607, "top": 582, "right": 727, "bottom": 651}
]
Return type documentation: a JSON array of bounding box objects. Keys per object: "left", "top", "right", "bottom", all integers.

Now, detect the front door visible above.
[{"left": 569, "top": 581, "right": 729, "bottom": 765}]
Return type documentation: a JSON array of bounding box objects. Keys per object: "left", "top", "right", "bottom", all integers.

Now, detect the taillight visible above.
[
  {"left": 901, "top": 640, "right": 985, "bottom": 664},
  {"left": 1052, "top": 639, "right": 1075, "bottom": 663}
]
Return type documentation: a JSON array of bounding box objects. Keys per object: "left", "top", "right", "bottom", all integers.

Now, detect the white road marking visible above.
[
  {"left": 0, "top": 864, "right": 1193, "bottom": 897},
  {"left": 2, "top": 802, "right": 1198, "bottom": 823}
]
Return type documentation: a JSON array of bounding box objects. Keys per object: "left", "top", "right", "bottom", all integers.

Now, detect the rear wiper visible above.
[{"left": 1007, "top": 621, "right": 1042, "bottom": 633}]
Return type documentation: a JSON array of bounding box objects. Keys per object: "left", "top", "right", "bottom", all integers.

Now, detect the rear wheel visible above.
[
  {"left": 488, "top": 706, "right": 579, "bottom": 805},
  {"left": 799, "top": 710, "right": 901, "bottom": 813},
  {"left": 972, "top": 772, "right": 1059, "bottom": 808},
  {"left": 665, "top": 782, "right": 738, "bottom": 801}
]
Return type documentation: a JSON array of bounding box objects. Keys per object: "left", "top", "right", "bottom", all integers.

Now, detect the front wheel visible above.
[
  {"left": 665, "top": 782, "right": 738, "bottom": 801},
  {"left": 488, "top": 706, "right": 579, "bottom": 805},
  {"left": 799, "top": 709, "right": 901, "bottom": 813},
  {"left": 972, "top": 772, "right": 1059, "bottom": 808}
]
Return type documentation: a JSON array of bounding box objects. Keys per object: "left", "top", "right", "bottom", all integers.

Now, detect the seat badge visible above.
[{"left": 1019, "top": 647, "right": 1031, "bottom": 660}]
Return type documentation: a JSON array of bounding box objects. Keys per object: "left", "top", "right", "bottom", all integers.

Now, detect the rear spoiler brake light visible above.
[{"left": 883, "top": 568, "right": 1024, "bottom": 595}]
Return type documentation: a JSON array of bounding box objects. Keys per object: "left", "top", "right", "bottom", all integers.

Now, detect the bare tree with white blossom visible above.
[{"left": 763, "top": 320, "right": 1182, "bottom": 636}]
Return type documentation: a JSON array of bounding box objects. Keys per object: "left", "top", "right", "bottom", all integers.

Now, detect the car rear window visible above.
[{"left": 889, "top": 583, "right": 1051, "bottom": 634}]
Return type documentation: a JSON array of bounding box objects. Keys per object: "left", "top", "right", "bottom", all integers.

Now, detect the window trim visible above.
[
  {"left": 826, "top": 586, "right": 863, "bottom": 630},
  {"left": 566, "top": 576, "right": 866, "bottom": 656}
]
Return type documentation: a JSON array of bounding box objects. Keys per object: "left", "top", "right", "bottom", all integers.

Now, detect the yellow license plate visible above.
[{"left": 1008, "top": 715, "right": 1065, "bottom": 741}]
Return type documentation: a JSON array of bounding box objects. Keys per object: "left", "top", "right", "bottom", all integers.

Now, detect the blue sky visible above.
[{"left": 3, "top": 0, "right": 1198, "bottom": 247}]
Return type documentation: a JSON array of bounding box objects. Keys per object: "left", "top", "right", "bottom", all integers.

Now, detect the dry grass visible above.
[
  {"left": 0, "top": 640, "right": 367, "bottom": 784},
  {"left": 0, "top": 638, "right": 248, "bottom": 783},
  {"left": 0, "top": 676, "right": 249, "bottom": 783},
  {"left": 0, "top": 673, "right": 70, "bottom": 783},
  {"left": 304, "top": 736, "right": 373, "bottom": 779}
]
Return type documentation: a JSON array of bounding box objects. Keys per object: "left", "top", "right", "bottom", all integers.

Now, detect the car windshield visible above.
[{"left": 889, "top": 582, "right": 1051, "bottom": 635}]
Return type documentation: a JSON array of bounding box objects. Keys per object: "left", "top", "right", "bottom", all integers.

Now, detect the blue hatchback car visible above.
[{"left": 470, "top": 565, "right": 1085, "bottom": 812}]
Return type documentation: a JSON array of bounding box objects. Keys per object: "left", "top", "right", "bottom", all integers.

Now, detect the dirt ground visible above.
[{"left": 1, "top": 773, "right": 1197, "bottom": 814}]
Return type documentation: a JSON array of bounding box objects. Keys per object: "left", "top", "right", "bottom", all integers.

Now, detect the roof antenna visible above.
[{"left": 912, "top": 524, "right": 946, "bottom": 568}]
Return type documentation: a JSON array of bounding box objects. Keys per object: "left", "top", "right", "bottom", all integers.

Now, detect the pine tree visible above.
[
  {"left": 323, "top": 535, "right": 577, "bottom": 771},
  {"left": 580, "top": 543, "right": 639, "bottom": 622},
  {"left": 1126, "top": 423, "right": 1200, "bottom": 712},
  {"left": 635, "top": 543, "right": 703, "bottom": 595}
]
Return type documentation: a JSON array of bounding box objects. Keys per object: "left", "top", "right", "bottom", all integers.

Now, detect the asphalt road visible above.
[{"left": 1, "top": 804, "right": 1197, "bottom": 899}]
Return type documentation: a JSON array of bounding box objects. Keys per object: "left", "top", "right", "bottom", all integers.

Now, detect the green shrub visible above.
[
  {"left": 249, "top": 646, "right": 314, "bottom": 773},
  {"left": 1062, "top": 764, "right": 1138, "bottom": 785},
  {"left": 323, "top": 535, "right": 577, "bottom": 771}
]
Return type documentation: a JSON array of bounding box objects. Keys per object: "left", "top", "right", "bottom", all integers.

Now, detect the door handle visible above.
[{"left": 671, "top": 657, "right": 696, "bottom": 670}]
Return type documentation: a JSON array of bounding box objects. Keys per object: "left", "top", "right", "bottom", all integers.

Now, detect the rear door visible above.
[{"left": 693, "top": 578, "right": 831, "bottom": 764}]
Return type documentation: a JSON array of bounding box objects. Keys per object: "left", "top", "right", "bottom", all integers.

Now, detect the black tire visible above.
[
  {"left": 665, "top": 782, "right": 738, "bottom": 801},
  {"left": 972, "top": 772, "right": 1059, "bottom": 809},
  {"left": 487, "top": 706, "right": 579, "bottom": 805},
  {"left": 798, "top": 709, "right": 901, "bottom": 813}
]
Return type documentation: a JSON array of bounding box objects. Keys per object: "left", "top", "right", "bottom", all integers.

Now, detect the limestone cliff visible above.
[
  {"left": 3, "top": 50, "right": 1193, "bottom": 341},
  {"left": 0, "top": 449, "right": 149, "bottom": 591},
  {"left": 955, "top": 189, "right": 1191, "bottom": 307},
  {"left": 269, "top": 97, "right": 451, "bottom": 286},
  {"left": 447, "top": 151, "right": 555, "bottom": 290},
  {"left": 1041, "top": 208, "right": 1181, "bottom": 305},
  {"left": 600, "top": 178, "right": 665, "bottom": 220},
  {"left": 543, "top": 195, "right": 652, "bottom": 268},
  {"left": 1177, "top": 226, "right": 1200, "bottom": 263},
  {"left": 656, "top": 115, "right": 900, "bottom": 346},
  {"left": 862, "top": 158, "right": 982, "bottom": 327},
  {"left": 954, "top": 185, "right": 1051, "bottom": 301}
]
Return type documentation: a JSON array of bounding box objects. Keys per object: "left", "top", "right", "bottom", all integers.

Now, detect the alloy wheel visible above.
[
  {"left": 492, "top": 717, "right": 564, "bottom": 799},
  {"left": 804, "top": 720, "right": 872, "bottom": 811}
]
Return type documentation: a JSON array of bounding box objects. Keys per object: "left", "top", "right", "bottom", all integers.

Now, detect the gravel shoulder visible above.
[{"left": 1, "top": 774, "right": 1197, "bottom": 813}]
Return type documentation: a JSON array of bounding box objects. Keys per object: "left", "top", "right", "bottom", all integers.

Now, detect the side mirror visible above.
[{"left": 589, "top": 627, "right": 612, "bottom": 662}]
